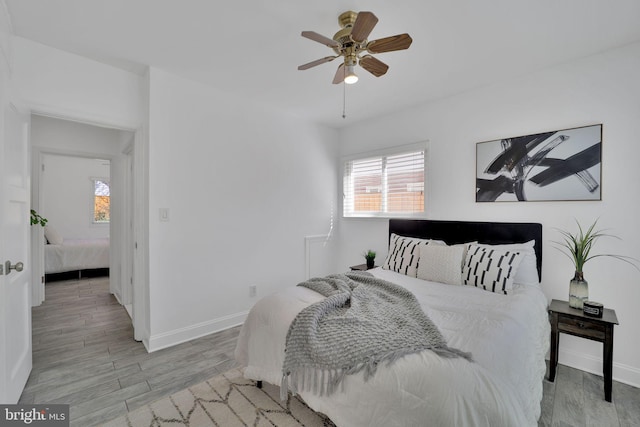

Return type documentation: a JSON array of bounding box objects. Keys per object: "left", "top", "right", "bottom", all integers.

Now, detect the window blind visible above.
[{"left": 343, "top": 149, "right": 425, "bottom": 217}]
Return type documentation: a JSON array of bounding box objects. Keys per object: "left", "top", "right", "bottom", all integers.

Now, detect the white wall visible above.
[
  {"left": 12, "top": 36, "right": 142, "bottom": 129},
  {"left": 40, "top": 154, "right": 110, "bottom": 240},
  {"left": 31, "top": 114, "right": 124, "bottom": 156},
  {"left": 145, "top": 68, "right": 338, "bottom": 350},
  {"left": 337, "top": 42, "right": 640, "bottom": 387}
]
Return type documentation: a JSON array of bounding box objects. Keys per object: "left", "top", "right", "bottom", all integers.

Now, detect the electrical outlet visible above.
[
  {"left": 159, "top": 208, "right": 170, "bottom": 221},
  {"left": 249, "top": 285, "right": 257, "bottom": 297}
]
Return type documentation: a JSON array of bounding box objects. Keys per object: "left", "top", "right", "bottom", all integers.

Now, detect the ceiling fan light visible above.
[{"left": 344, "top": 64, "right": 359, "bottom": 84}]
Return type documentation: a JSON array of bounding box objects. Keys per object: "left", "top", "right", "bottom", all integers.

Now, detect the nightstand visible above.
[
  {"left": 350, "top": 263, "right": 377, "bottom": 271},
  {"left": 548, "top": 299, "right": 618, "bottom": 402}
]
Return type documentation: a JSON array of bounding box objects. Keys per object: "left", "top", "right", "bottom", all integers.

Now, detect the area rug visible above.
[{"left": 103, "top": 368, "right": 336, "bottom": 427}]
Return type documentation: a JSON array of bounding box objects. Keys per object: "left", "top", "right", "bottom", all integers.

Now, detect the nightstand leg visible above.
[
  {"left": 549, "top": 312, "right": 559, "bottom": 382},
  {"left": 603, "top": 326, "right": 614, "bottom": 402}
]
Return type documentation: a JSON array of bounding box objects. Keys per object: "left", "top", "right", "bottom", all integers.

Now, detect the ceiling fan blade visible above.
[
  {"left": 350, "top": 11, "right": 378, "bottom": 43},
  {"left": 298, "top": 56, "right": 337, "bottom": 70},
  {"left": 332, "top": 63, "right": 345, "bottom": 84},
  {"left": 367, "top": 33, "right": 413, "bottom": 54},
  {"left": 301, "top": 31, "right": 339, "bottom": 48},
  {"left": 360, "top": 55, "right": 389, "bottom": 77}
]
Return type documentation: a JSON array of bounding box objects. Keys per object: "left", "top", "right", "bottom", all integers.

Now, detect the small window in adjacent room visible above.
[
  {"left": 93, "top": 178, "right": 110, "bottom": 223},
  {"left": 343, "top": 144, "right": 426, "bottom": 218}
]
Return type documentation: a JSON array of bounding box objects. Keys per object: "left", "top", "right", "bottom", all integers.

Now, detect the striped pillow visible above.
[
  {"left": 383, "top": 234, "right": 439, "bottom": 277},
  {"left": 478, "top": 240, "right": 538, "bottom": 286},
  {"left": 462, "top": 245, "right": 523, "bottom": 294}
]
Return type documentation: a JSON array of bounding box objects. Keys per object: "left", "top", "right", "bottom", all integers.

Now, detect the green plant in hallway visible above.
[{"left": 30, "top": 209, "right": 48, "bottom": 227}]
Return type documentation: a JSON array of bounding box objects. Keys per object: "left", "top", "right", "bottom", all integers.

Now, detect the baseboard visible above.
[
  {"left": 147, "top": 311, "right": 249, "bottom": 352},
  {"left": 113, "top": 291, "right": 123, "bottom": 305},
  {"left": 558, "top": 348, "right": 640, "bottom": 388},
  {"left": 139, "top": 326, "right": 151, "bottom": 352}
]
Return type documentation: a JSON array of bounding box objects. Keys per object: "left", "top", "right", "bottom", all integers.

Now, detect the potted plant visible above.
[
  {"left": 30, "top": 209, "right": 47, "bottom": 227},
  {"left": 554, "top": 219, "right": 638, "bottom": 309},
  {"left": 363, "top": 250, "right": 376, "bottom": 269}
]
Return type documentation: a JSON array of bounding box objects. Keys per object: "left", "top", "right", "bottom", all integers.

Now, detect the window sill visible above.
[{"left": 342, "top": 214, "right": 427, "bottom": 221}]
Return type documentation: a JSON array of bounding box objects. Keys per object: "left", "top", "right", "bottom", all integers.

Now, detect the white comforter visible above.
[
  {"left": 235, "top": 268, "right": 550, "bottom": 427},
  {"left": 45, "top": 238, "right": 110, "bottom": 274}
]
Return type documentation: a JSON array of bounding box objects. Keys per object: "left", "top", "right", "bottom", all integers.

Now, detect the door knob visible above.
[{"left": 5, "top": 261, "right": 24, "bottom": 274}]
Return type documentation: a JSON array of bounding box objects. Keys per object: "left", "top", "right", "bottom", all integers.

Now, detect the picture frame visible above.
[{"left": 476, "top": 124, "right": 602, "bottom": 202}]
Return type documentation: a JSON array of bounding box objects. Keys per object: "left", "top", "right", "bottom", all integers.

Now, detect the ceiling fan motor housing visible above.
[{"left": 333, "top": 11, "right": 365, "bottom": 57}]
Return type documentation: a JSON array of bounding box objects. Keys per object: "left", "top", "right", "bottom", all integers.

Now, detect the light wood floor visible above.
[
  {"left": 19, "top": 277, "right": 240, "bottom": 426},
  {"left": 20, "top": 277, "right": 640, "bottom": 427}
]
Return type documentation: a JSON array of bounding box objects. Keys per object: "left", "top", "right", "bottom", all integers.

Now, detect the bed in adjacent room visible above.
[
  {"left": 235, "top": 219, "right": 550, "bottom": 427},
  {"left": 44, "top": 225, "right": 110, "bottom": 281}
]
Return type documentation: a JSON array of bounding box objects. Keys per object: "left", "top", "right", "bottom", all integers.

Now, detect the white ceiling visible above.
[{"left": 6, "top": 1, "right": 640, "bottom": 128}]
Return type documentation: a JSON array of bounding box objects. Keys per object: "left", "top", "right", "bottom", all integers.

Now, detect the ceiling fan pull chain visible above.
[{"left": 342, "top": 80, "right": 347, "bottom": 119}]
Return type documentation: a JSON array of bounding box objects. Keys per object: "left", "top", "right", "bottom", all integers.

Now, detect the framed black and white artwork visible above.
[{"left": 476, "top": 124, "right": 602, "bottom": 202}]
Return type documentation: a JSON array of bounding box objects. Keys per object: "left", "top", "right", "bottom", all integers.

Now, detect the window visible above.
[
  {"left": 343, "top": 145, "right": 425, "bottom": 218},
  {"left": 93, "top": 179, "right": 110, "bottom": 223}
]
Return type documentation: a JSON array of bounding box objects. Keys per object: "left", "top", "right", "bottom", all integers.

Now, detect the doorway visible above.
[{"left": 29, "top": 115, "right": 135, "bottom": 326}]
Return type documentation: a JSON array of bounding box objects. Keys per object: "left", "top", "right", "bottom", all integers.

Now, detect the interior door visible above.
[{"left": 0, "top": 103, "right": 32, "bottom": 403}]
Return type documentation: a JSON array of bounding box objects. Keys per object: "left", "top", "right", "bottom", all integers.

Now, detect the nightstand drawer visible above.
[{"left": 558, "top": 315, "right": 606, "bottom": 340}]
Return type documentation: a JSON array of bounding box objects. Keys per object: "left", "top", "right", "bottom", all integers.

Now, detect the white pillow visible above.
[
  {"left": 417, "top": 244, "right": 465, "bottom": 285},
  {"left": 451, "top": 241, "right": 477, "bottom": 264},
  {"left": 411, "top": 237, "right": 446, "bottom": 246},
  {"left": 383, "top": 234, "right": 444, "bottom": 277},
  {"left": 462, "top": 245, "right": 523, "bottom": 294},
  {"left": 478, "top": 240, "right": 539, "bottom": 286},
  {"left": 44, "top": 225, "right": 63, "bottom": 245}
]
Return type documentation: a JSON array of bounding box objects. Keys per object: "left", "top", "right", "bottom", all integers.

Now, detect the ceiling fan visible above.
[{"left": 298, "top": 10, "right": 412, "bottom": 85}]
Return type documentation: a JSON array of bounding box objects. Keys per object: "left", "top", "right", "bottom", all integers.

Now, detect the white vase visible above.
[{"left": 569, "top": 271, "right": 588, "bottom": 309}]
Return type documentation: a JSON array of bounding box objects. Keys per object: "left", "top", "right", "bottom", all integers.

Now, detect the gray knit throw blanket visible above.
[{"left": 280, "top": 272, "right": 472, "bottom": 400}]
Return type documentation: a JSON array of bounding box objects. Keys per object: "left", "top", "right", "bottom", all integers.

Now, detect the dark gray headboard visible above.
[{"left": 389, "top": 219, "right": 542, "bottom": 281}]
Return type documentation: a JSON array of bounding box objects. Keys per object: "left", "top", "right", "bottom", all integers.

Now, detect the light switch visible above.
[{"left": 159, "top": 208, "right": 170, "bottom": 221}]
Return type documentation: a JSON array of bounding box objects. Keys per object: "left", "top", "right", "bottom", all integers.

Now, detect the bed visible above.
[
  {"left": 44, "top": 237, "right": 110, "bottom": 280},
  {"left": 235, "top": 219, "right": 550, "bottom": 426}
]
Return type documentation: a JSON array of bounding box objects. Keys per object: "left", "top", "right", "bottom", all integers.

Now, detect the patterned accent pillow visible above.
[
  {"left": 478, "top": 240, "right": 539, "bottom": 286},
  {"left": 382, "top": 234, "right": 425, "bottom": 277},
  {"left": 417, "top": 244, "right": 465, "bottom": 285},
  {"left": 462, "top": 245, "right": 523, "bottom": 294}
]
